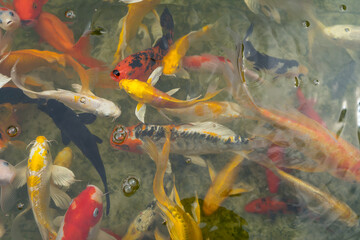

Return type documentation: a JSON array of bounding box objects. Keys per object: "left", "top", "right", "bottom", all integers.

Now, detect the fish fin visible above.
[
  {"left": 93, "top": 134, "right": 103, "bottom": 144},
  {"left": 158, "top": 109, "right": 173, "bottom": 122},
  {"left": 207, "top": 161, "right": 216, "bottom": 182},
  {"left": 260, "top": 4, "right": 281, "bottom": 23},
  {"left": 172, "top": 179, "right": 184, "bottom": 210},
  {"left": 0, "top": 73, "right": 11, "bottom": 89},
  {"left": 151, "top": 10, "right": 162, "bottom": 47},
  {"left": 174, "top": 68, "right": 190, "bottom": 79},
  {"left": 138, "top": 23, "right": 151, "bottom": 49},
  {"left": 191, "top": 192, "right": 201, "bottom": 224},
  {"left": 181, "top": 121, "right": 236, "bottom": 138},
  {"left": 53, "top": 216, "right": 64, "bottom": 227},
  {"left": 135, "top": 103, "right": 146, "bottom": 123},
  {"left": 154, "top": 227, "right": 167, "bottom": 240},
  {"left": 147, "top": 66, "right": 163, "bottom": 86},
  {"left": 244, "top": 0, "right": 260, "bottom": 14},
  {"left": 119, "top": 0, "right": 143, "bottom": 3},
  {"left": 183, "top": 155, "right": 207, "bottom": 167},
  {"left": 51, "top": 165, "right": 76, "bottom": 188},
  {"left": 78, "top": 113, "right": 97, "bottom": 124},
  {"left": 166, "top": 88, "right": 180, "bottom": 96},
  {"left": 13, "top": 159, "right": 27, "bottom": 189},
  {"left": 71, "top": 83, "right": 82, "bottom": 93},
  {"left": 50, "top": 183, "right": 72, "bottom": 209},
  {"left": 96, "top": 230, "right": 118, "bottom": 240},
  {"left": 10, "top": 63, "right": 39, "bottom": 99},
  {"left": 198, "top": 83, "right": 223, "bottom": 102},
  {"left": 229, "top": 187, "right": 251, "bottom": 196},
  {"left": 11, "top": 205, "right": 31, "bottom": 240},
  {"left": 61, "top": 131, "right": 71, "bottom": 145},
  {"left": 1, "top": 184, "right": 16, "bottom": 212}
]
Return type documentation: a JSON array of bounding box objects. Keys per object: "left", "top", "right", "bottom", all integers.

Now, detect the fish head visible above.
[
  {"left": 58, "top": 185, "right": 103, "bottom": 239},
  {"left": 96, "top": 99, "right": 121, "bottom": 119},
  {"left": 0, "top": 159, "right": 15, "bottom": 185},
  {"left": 111, "top": 58, "right": 132, "bottom": 82},
  {"left": 0, "top": 8, "right": 21, "bottom": 31},
  {"left": 14, "top": 0, "right": 45, "bottom": 23},
  {"left": 111, "top": 52, "right": 150, "bottom": 82},
  {"left": 110, "top": 125, "right": 143, "bottom": 153},
  {"left": 28, "top": 136, "right": 51, "bottom": 172},
  {"left": 203, "top": 194, "right": 221, "bottom": 216},
  {"left": 323, "top": 25, "right": 358, "bottom": 43}
]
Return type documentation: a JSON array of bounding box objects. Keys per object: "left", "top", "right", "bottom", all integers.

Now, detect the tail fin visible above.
[
  {"left": 10, "top": 62, "right": 39, "bottom": 99},
  {"left": 71, "top": 31, "right": 106, "bottom": 69},
  {"left": 154, "top": 7, "right": 174, "bottom": 49},
  {"left": 192, "top": 83, "right": 222, "bottom": 103}
]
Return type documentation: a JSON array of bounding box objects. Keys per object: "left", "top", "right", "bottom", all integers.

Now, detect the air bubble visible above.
[
  {"left": 17, "top": 202, "right": 24, "bottom": 210},
  {"left": 313, "top": 79, "right": 320, "bottom": 86},
  {"left": 339, "top": 4, "right": 347, "bottom": 12},
  {"left": 65, "top": 10, "right": 76, "bottom": 19},
  {"left": 6, "top": 125, "right": 19, "bottom": 137},
  {"left": 302, "top": 20, "right": 310, "bottom": 28},
  {"left": 80, "top": 97, "right": 86, "bottom": 104}
]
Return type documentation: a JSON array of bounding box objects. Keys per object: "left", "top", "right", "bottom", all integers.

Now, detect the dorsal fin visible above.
[{"left": 178, "top": 122, "right": 236, "bottom": 138}]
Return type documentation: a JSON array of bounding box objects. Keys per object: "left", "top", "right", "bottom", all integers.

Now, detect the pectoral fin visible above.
[
  {"left": 13, "top": 159, "right": 27, "bottom": 189},
  {"left": 229, "top": 188, "right": 250, "bottom": 196},
  {"left": 1, "top": 185, "right": 16, "bottom": 212},
  {"left": 147, "top": 66, "right": 163, "bottom": 86},
  {"left": 191, "top": 192, "right": 201, "bottom": 224},
  {"left": 174, "top": 67, "right": 190, "bottom": 79},
  {"left": 135, "top": 103, "right": 146, "bottom": 123},
  {"left": 0, "top": 73, "right": 11, "bottom": 89},
  {"left": 50, "top": 183, "right": 72, "bottom": 209},
  {"left": 166, "top": 88, "right": 180, "bottom": 96},
  {"left": 207, "top": 161, "right": 216, "bottom": 182},
  {"left": 51, "top": 165, "right": 76, "bottom": 188}
]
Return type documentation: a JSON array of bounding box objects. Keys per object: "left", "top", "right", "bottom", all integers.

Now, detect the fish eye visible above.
[
  {"left": 344, "top": 27, "right": 350, "bottom": 32},
  {"left": 2, "top": 161, "right": 9, "bottom": 166},
  {"left": 9, "top": 11, "right": 14, "bottom": 17},
  {"left": 112, "top": 69, "right": 120, "bottom": 77},
  {"left": 112, "top": 126, "right": 127, "bottom": 144},
  {"left": 6, "top": 126, "right": 19, "bottom": 137},
  {"left": 33, "top": 3, "right": 37, "bottom": 9},
  {"left": 93, "top": 208, "right": 99, "bottom": 217},
  {"left": 0, "top": 19, "right": 2, "bottom": 24}
]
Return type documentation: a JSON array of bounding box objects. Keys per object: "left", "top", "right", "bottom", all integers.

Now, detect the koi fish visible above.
[
  {"left": 142, "top": 129, "right": 203, "bottom": 240},
  {"left": 13, "top": 136, "right": 76, "bottom": 240},
  {"left": 159, "top": 101, "right": 245, "bottom": 124},
  {"left": 322, "top": 25, "right": 360, "bottom": 51},
  {"left": 296, "top": 88, "right": 326, "bottom": 127},
  {"left": 12, "top": 0, "right": 47, "bottom": 24},
  {"left": 118, "top": 66, "right": 220, "bottom": 122},
  {"left": 37, "top": 99, "right": 111, "bottom": 215},
  {"left": 35, "top": 12, "right": 105, "bottom": 69},
  {"left": 244, "top": 24, "right": 308, "bottom": 79},
  {"left": 11, "top": 64, "right": 121, "bottom": 119},
  {"left": 203, "top": 154, "right": 251, "bottom": 215},
  {"left": 111, "top": 7, "right": 174, "bottom": 82},
  {"left": 0, "top": 7, "right": 21, "bottom": 55},
  {"left": 56, "top": 185, "right": 117, "bottom": 240},
  {"left": 113, "top": 0, "right": 161, "bottom": 63},
  {"left": 265, "top": 144, "right": 284, "bottom": 194},
  {"left": 252, "top": 154, "right": 359, "bottom": 227},
  {"left": 228, "top": 37, "right": 360, "bottom": 183},
  {"left": 244, "top": 196, "right": 293, "bottom": 215},
  {"left": 162, "top": 24, "right": 213, "bottom": 76},
  {"left": 0, "top": 159, "right": 17, "bottom": 212},
  {"left": 110, "top": 121, "right": 258, "bottom": 157}
]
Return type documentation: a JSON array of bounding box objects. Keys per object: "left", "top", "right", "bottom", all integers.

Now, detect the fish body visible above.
[
  {"left": 13, "top": 0, "right": 47, "bottom": 24},
  {"left": 244, "top": 196, "right": 290, "bottom": 214},
  {"left": 0, "top": 7, "right": 20, "bottom": 32},
  {"left": 37, "top": 99, "right": 111, "bottom": 215},
  {"left": 110, "top": 122, "right": 251, "bottom": 155},
  {"left": 162, "top": 24, "right": 212, "bottom": 75},
  {"left": 244, "top": 24, "right": 308, "bottom": 78},
  {"left": 265, "top": 144, "right": 284, "bottom": 193},
  {"left": 323, "top": 25, "right": 360, "bottom": 50},
  {"left": 296, "top": 88, "right": 326, "bottom": 127},
  {"left": 182, "top": 54, "right": 232, "bottom": 73},
  {"left": 56, "top": 185, "right": 106, "bottom": 240},
  {"left": 160, "top": 101, "right": 244, "bottom": 124},
  {"left": 35, "top": 12, "right": 105, "bottom": 69},
  {"left": 0, "top": 159, "right": 16, "bottom": 212},
  {"left": 11, "top": 65, "right": 121, "bottom": 119},
  {"left": 111, "top": 7, "right": 174, "bottom": 82},
  {"left": 142, "top": 129, "right": 203, "bottom": 240},
  {"left": 113, "top": 0, "right": 161, "bottom": 62},
  {"left": 203, "top": 154, "right": 250, "bottom": 215}
]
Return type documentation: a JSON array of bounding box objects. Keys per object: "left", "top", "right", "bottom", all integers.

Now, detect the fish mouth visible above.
[
  {"left": 21, "top": 19, "right": 35, "bottom": 27},
  {"left": 6, "top": 20, "right": 12, "bottom": 25}
]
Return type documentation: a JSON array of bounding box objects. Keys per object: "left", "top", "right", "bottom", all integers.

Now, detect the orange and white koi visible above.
[
  {"left": 113, "top": 0, "right": 161, "bottom": 64},
  {"left": 118, "top": 66, "right": 221, "bottom": 122},
  {"left": 56, "top": 185, "right": 117, "bottom": 240},
  {"left": 142, "top": 129, "right": 203, "bottom": 240},
  {"left": 13, "top": 136, "right": 75, "bottom": 240},
  {"left": 228, "top": 38, "right": 360, "bottom": 182},
  {"left": 162, "top": 24, "right": 213, "bottom": 76},
  {"left": 11, "top": 64, "right": 121, "bottom": 119},
  {"left": 203, "top": 154, "right": 251, "bottom": 215}
]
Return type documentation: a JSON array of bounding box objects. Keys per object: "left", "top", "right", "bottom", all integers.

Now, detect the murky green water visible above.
[{"left": 1, "top": 0, "right": 360, "bottom": 239}]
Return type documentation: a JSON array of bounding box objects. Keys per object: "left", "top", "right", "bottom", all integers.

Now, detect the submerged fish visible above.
[
  {"left": 14, "top": 136, "right": 75, "bottom": 240},
  {"left": 37, "top": 99, "right": 111, "bottom": 215},
  {"left": 13, "top": 0, "right": 47, "bottom": 24},
  {"left": 113, "top": 0, "right": 161, "bottom": 63},
  {"left": 203, "top": 154, "right": 251, "bottom": 215},
  {"left": 142, "top": 129, "right": 203, "bottom": 240},
  {"left": 245, "top": 196, "right": 295, "bottom": 215},
  {"left": 0, "top": 7, "right": 20, "bottom": 32},
  {"left": 56, "top": 185, "right": 117, "bottom": 240},
  {"left": 53, "top": 147, "right": 73, "bottom": 169},
  {"left": 0, "top": 159, "right": 17, "bottom": 212},
  {"left": 111, "top": 7, "right": 174, "bottom": 82},
  {"left": 11, "top": 64, "right": 121, "bottom": 119},
  {"left": 110, "top": 121, "right": 258, "bottom": 156},
  {"left": 118, "top": 66, "right": 221, "bottom": 122}
]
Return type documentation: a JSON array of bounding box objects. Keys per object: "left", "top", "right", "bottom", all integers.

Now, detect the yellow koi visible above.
[
  {"left": 142, "top": 129, "right": 203, "bottom": 240},
  {"left": 53, "top": 147, "right": 73, "bottom": 169},
  {"left": 203, "top": 154, "right": 252, "bottom": 216},
  {"left": 13, "top": 136, "right": 75, "bottom": 240},
  {"left": 119, "top": 66, "right": 221, "bottom": 122},
  {"left": 113, "top": 0, "right": 161, "bottom": 64},
  {"left": 162, "top": 24, "right": 213, "bottom": 75}
]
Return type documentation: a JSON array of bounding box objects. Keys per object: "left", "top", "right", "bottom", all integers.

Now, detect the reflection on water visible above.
[{"left": 1, "top": 0, "right": 360, "bottom": 239}]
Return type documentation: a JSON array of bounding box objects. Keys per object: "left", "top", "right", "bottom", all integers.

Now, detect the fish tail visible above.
[
  {"left": 154, "top": 7, "right": 174, "bottom": 49},
  {"left": 193, "top": 84, "right": 222, "bottom": 103},
  {"left": 71, "top": 31, "right": 106, "bottom": 69},
  {"left": 10, "top": 62, "right": 39, "bottom": 99}
]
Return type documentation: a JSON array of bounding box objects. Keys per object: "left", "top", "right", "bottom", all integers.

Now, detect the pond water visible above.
[{"left": 1, "top": 0, "right": 360, "bottom": 239}]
